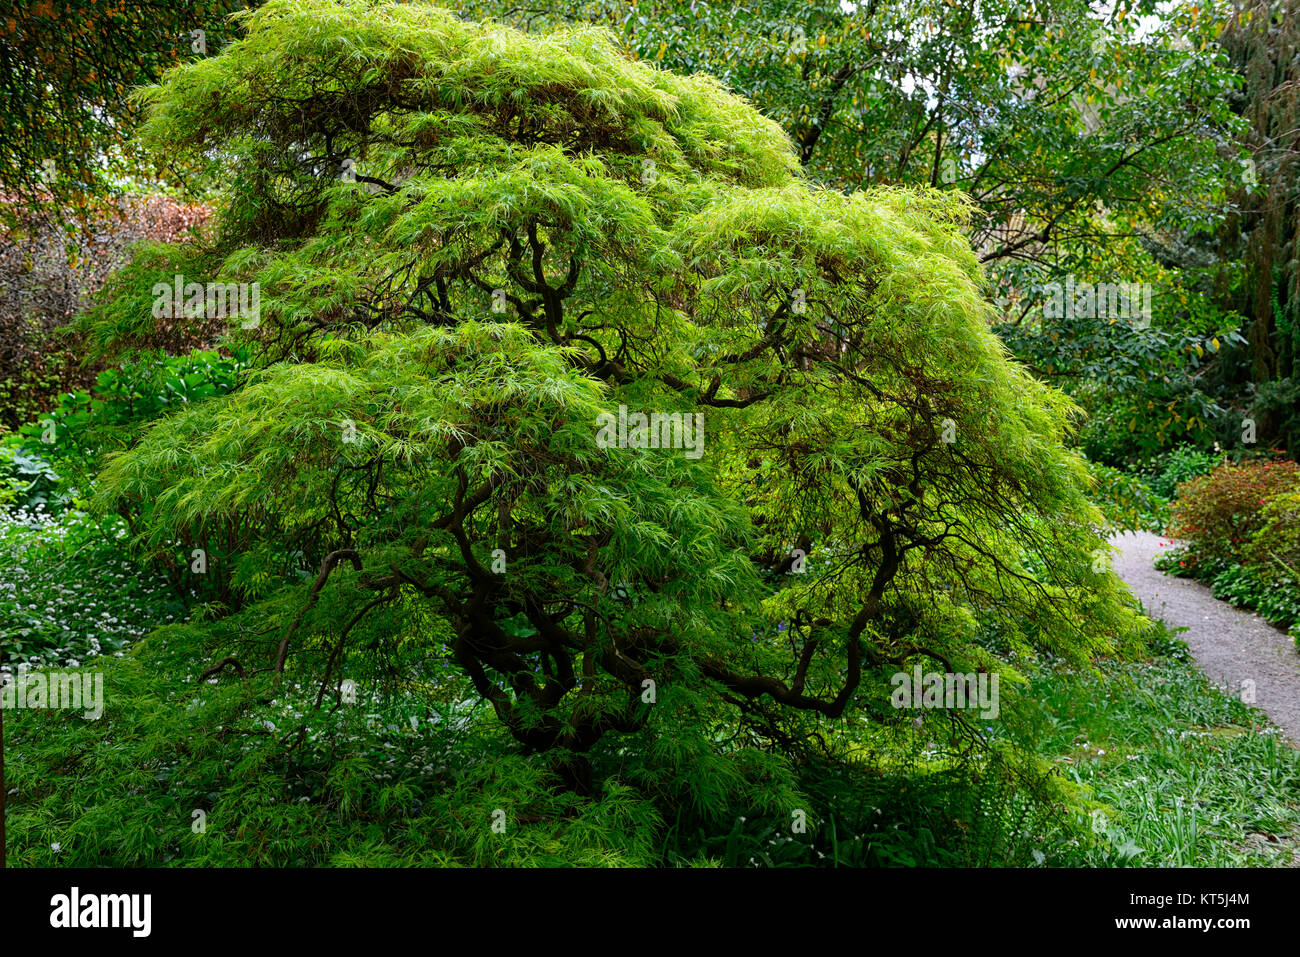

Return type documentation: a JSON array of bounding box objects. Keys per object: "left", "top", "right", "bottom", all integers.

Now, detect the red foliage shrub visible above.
[
  {"left": 0, "top": 193, "right": 216, "bottom": 430},
  {"left": 1166, "top": 457, "right": 1300, "bottom": 569}
]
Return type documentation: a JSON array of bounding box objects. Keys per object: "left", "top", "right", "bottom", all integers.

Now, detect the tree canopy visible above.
[
  {"left": 440, "top": 0, "right": 1263, "bottom": 463},
  {"left": 77, "top": 0, "right": 1139, "bottom": 793}
]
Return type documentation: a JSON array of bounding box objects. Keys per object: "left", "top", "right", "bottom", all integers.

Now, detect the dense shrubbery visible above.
[
  {"left": 1, "top": 0, "right": 1158, "bottom": 868},
  {"left": 1, "top": 346, "right": 251, "bottom": 506},
  {"left": 1158, "top": 458, "right": 1300, "bottom": 639},
  {"left": 1249, "top": 490, "right": 1300, "bottom": 582},
  {"left": 1087, "top": 445, "right": 1224, "bottom": 534},
  {"left": 1088, "top": 462, "right": 1171, "bottom": 533},
  {"left": 0, "top": 194, "right": 214, "bottom": 432},
  {"left": 1146, "top": 445, "right": 1223, "bottom": 501},
  {"left": 7, "top": 0, "right": 1300, "bottom": 871},
  {"left": 0, "top": 346, "right": 253, "bottom": 671},
  {"left": 0, "top": 444, "right": 64, "bottom": 515},
  {"left": 9, "top": 607, "right": 1297, "bottom": 867},
  {"left": 1209, "top": 563, "right": 1300, "bottom": 633},
  {"left": 1164, "top": 458, "right": 1299, "bottom": 570}
]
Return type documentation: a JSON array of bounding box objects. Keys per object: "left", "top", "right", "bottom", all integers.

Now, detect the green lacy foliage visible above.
[
  {"left": 683, "top": 749, "right": 1087, "bottom": 867},
  {"left": 442, "top": 0, "right": 1243, "bottom": 236},
  {"left": 71, "top": 0, "right": 1142, "bottom": 805},
  {"left": 1166, "top": 458, "right": 1300, "bottom": 571},
  {"left": 12, "top": 616, "right": 1292, "bottom": 867},
  {"left": 3, "top": 652, "right": 670, "bottom": 866},
  {"left": 4, "top": 632, "right": 1099, "bottom": 867},
  {"left": 449, "top": 0, "right": 1250, "bottom": 467}
]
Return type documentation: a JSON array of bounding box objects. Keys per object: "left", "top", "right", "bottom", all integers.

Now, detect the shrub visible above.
[
  {"left": 5, "top": 345, "right": 252, "bottom": 499},
  {"left": 0, "top": 349, "right": 83, "bottom": 436},
  {"left": 68, "top": 0, "right": 1142, "bottom": 807},
  {"left": 2, "top": 651, "right": 671, "bottom": 867},
  {"left": 0, "top": 441, "right": 64, "bottom": 514},
  {"left": 1207, "top": 561, "right": 1300, "bottom": 631},
  {"left": 1165, "top": 457, "right": 1300, "bottom": 570},
  {"left": 1087, "top": 461, "right": 1169, "bottom": 532},
  {"left": 1248, "top": 490, "right": 1300, "bottom": 583},
  {"left": 1210, "top": 563, "right": 1271, "bottom": 612},
  {"left": 0, "top": 194, "right": 215, "bottom": 431},
  {"left": 1148, "top": 445, "right": 1222, "bottom": 500}
]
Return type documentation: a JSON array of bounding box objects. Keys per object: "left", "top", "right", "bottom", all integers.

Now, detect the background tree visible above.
[
  {"left": 0, "top": 0, "right": 258, "bottom": 224},
  {"left": 1201, "top": 0, "right": 1300, "bottom": 453},
  {"left": 445, "top": 1, "right": 1240, "bottom": 262}
]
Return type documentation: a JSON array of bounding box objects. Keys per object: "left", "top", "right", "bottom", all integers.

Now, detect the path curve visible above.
[{"left": 1110, "top": 530, "right": 1300, "bottom": 746}]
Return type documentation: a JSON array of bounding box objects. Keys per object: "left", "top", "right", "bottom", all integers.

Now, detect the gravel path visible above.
[{"left": 1110, "top": 530, "right": 1300, "bottom": 746}]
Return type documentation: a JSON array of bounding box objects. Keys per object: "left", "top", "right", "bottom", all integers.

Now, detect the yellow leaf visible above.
[{"left": 655, "top": 41, "right": 666, "bottom": 60}]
